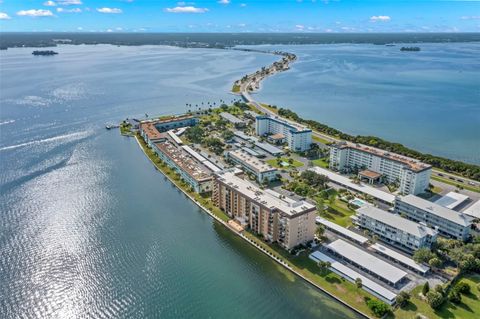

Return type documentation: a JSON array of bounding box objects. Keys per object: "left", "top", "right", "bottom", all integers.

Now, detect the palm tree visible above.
[{"left": 355, "top": 278, "right": 362, "bottom": 288}]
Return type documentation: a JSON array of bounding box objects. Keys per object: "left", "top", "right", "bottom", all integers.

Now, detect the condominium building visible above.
[
  {"left": 394, "top": 195, "right": 473, "bottom": 241},
  {"left": 255, "top": 115, "right": 312, "bottom": 152},
  {"left": 226, "top": 149, "right": 278, "bottom": 183},
  {"left": 329, "top": 141, "right": 432, "bottom": 195},
  {"left": 153, "top": 140, "right": 213, "bottom": 194},
  {"left": 140, "top": 115, "right": 198, "bottom": 147},
  {"left": 353, "top": 205, "right": 438, "bottom": 253},
  {"left": 213, "top": 171, "right": 316, "bottom": 250}
]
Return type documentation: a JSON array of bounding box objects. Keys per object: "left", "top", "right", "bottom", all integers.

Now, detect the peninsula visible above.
[{"left": 122, "top": 47, "right": 480, "bottom": 319}]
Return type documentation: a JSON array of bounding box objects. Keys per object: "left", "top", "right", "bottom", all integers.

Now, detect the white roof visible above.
[
  {"left": 356, "top": 205, "right": 438, "bottom": 238},
  {"left": 327, "top": 239, "right": 407, "bottom": 284},
  {"left": 463, "top": 200, "right": 480, "bottom": 219},
  {"left": 309, "top": 251, "right": 397, "bottom": 304},
  {"left": 371, "top": 243, "right": 430, "bottom": 274},
  {"left": 228, "top": 149, "right": 277, "bottom": 173},
  {"left": 316, "top": 217, "right": 369, "bottom": 244},
  {"left": 309, "top": 167, "right": 395, "bottom": 204},
  {"left": 435, "top": 191, "right": 469, "bottom": 210},
  {"left": 220, "top": 112, "right": 245, "bottom": 124},
  {"left": 202, "top": 160, "right": 222, "bottom": 173},
  {"left": 181, "top": 145, "right": 207, "bottom": 163},
  {"left": 254, "top": 141, "right": 284, "bottom": 155},
  {"left": 399, "top": 195, "right": 473, "bottom": 226},
  {"left": 167, "top": 130, "right": 183, "bottom": 145},
  {"left": 215, "top": 171, "right": 315, "bottom": 216}
]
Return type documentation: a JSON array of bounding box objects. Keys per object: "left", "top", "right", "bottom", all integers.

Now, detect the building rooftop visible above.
[
  {"left": 435, "top": 191, "right": 469, "bottom": 210},
  {"left": 333, "top": 141, "right": 432, "bottom": 172},
  {"left": 215, "top": 171, "right": 315, "bottom": 217},
  {"left": 327, "top": 239, "right": 407, "bottom": 285},
  {"left": 398, "top": 195, "right": 473, "bottom": 226},
  {"left": 316, "top": 217, "right": 369, "bottom": 244},
  {"left": 356, "top": 205, "right": 438, "bottom": 238},
  {"left": 269, "top": 133, "right": 285, "bottom": 140},
  {"left": 309, "top": 251, "right": 397, "bottom": 304},
  {"left": 359, "top": 169, "right": 382, "bottom": 179},
  {"left": 371, "top": 243, "right": 430, "bottom": 274},
  {"left": 257, "top": 115, "right": 311, "bottom": 133},
  {"left": 220, "top": 112, "right": 245, "bottom": 125},
  {"left": 463, "top": 200, "right": 480, "bottom": 219},
  {"left": 228, "top": 149, "right": 277, "bottom": 173},
  {"left": 140, "top": 122, "right": 166, "bottom": 141},
  {"left": 309, "top": 166, "right": 395, "bottom": 204},
  {"left": 155, "top": 141, "right": 212, "bottom": 182}
]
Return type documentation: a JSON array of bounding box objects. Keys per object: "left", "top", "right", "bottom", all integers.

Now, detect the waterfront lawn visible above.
[
  {"left": 266, "top": 157, "right": 304, "bottom": 169},
  {"left": 312, "top": 135, "right": 331, "bottom": 145},
  {"left": 120, "top": 123, "right": 133, "bottom": 136},
  {"left": 243, "top": 231, "right": 378, "bottom": 317},
  {"left": 232, "top": 84, "right": 241, "bottom": 93},
  {"left": 311, "top": 158, "right": 329, "bottom": 168},
  {"left": 431, "top": 175, "right": 480, "bottom": 193},
  {"left": 390, "top": 273, "right": 480, "bottom": 319}
]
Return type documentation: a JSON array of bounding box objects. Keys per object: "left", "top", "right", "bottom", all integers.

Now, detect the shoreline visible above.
[{"left": 133, "top": 134, "right": 371, "bottom": 319}]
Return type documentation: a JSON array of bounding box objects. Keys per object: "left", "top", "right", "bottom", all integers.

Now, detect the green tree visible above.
[
  {"left": 366, "top": 299, "right": 390, "bottom": 317},
  {"left": 413, "top": 248, "right": 436, "bottom": 264},
  {"left": 355, "top": 277, "right": 362, "bottom": 289},
  {"left": 428, "top": 257, "right": 442, "bottom": 269},
  {"left": 422, "top": 281, "right": 430, "bottom": 296},
  {"left": 316, "top": 197, "right": 325, "bottom": 215},
  {"left": 455, "top": 281, "right": 471, "bottom": 294},
  {"left": 395, "top": 291, "right": 411, "bottom": 308},
  {"left": 315, "top": 225, "right": 325, "bottom": 239},
  {"left": 426, "top": 291, "right": 444, "bottom": 309},
  {"left": 448, "top": 290, "right": 462, "bottom": 304}
]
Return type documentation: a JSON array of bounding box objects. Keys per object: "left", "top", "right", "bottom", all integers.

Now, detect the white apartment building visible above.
[
  {"left": 394, "top": 195, "right": 473, "bottom": 241},
  {"left": 213, "top": 170, "right": 316, "bottom": 250},
  {"left": 255, "top": 115, "right": 312, "bottom": 152},
  {"left": 226, "top": 149, "right": 278, "bottom": 183},
  {"left": 329, "top": 141, "right": 432, "bottom": 195},
  {"left": 353, "top": 205, "right": 438, "bottom": 253}
]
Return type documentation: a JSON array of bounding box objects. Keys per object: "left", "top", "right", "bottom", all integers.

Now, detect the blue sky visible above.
[{"left": 0, "top": 1, "right": 479, "bottom": 32}]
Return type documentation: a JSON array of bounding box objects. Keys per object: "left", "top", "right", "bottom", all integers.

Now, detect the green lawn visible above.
[
  {"left": 232, "top": 84, "right": 241, "bottom": 93},
  {"left": 267, "top": 157, "right": 304, "bottom": 168},
  {"left": 119, "top": 123, "right": 133, "bottom": 136},
  {"left": 312, "top": 158, "right": 329, "bottom": 168},
  {"left": 432, "top": 175, "right": 480, "bottom": 193},
  {"left": 312, "top": 135, "right": 332, "bottom": 145},
  {"left": 391, "top": 274, "right": 480, "bottom": 319},
  {"left": 323, "top": 199, "right": 356, "bottom": 227}
]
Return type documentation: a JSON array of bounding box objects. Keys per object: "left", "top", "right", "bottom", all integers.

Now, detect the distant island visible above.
[
  {"left": 32, "top": 50, "right": 58, "bottom": 56},
  {"left": 400, "top": 46, "right": 421, "bottom": 52}
]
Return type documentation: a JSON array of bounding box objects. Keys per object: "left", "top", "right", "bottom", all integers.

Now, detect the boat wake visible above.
[{"left": 0, "top": 130, "right": 92, "bottom": 152}]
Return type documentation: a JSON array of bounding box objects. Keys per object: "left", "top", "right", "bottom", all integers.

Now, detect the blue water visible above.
[
  {"left": 252, "top": 43, "right": 480, "bottom": 164},
  {"left": 0, "top": 45, "right": 361, "bottom": 318}
]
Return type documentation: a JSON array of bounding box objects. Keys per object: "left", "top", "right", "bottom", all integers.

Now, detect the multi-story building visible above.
[
  {"left": 226, "top": 149, "right": 278, "bottom": 183},
  {"left": 353, "top": 205, "right": 438, "bottom": 253},
  {"left": 394, "top": 195, "right": 473, "bottom": 241},
  {"left": 329, "top": 141, "right": 432, "bottom": 195},
  {"left": 140, "top": 122, "right": 167, "bottom": 147},
  {"left": 255, "top": 115, "right": 312, "bottom": 152},
  {"left": 140, "top": 115, "right": 198, "bottom": 147},
  {"left": 153, "top": 140, "right": 213, "bottom": 194},
  {"left": 213, "top": 170, "right": 316, "bottom": 250}
]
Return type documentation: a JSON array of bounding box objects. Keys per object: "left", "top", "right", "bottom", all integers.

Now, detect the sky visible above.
[{"left": 0, "top": 0, "right": 479, "bottom": 33}]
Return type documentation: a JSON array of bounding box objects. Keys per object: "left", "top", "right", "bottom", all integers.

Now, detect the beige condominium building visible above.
[
  {"left": 329, "top": 141, "right": 432, "bottom": 195},
  {"left": 213, "top": 170, "right": 316, "bottom": 250},
  {"left": 226, "top": 149, "right": 278, "bottom": 183}
]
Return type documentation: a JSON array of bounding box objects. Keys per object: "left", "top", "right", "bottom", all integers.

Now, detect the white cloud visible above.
[
  {"left": 218, "top": 0, "right": 230, "bottom": 4},
  {"left": 370, "top": 15, "right": 391, "bottom": 22},
  {"left": 57, "top": 0, "right": 82, "bottom": 5},
  {"left": 97, "top": 8, "right": 122, "bottom": 14},
  {"left": 77, "top": 26, "right": 83, "bottom": 30},
  {"left": 165, "top": 6, "right": 209, "bottom": 13},
  {"left": 295, "top": 24, "right": 305, "bottom": 30},
  {"left": 238, "top": 23, "right": 246, "bottom": 27},
  {"left": 57, "top": 7, "right": 81, "bottom": 13},
  {"left": 17, "top": 9, "right": 54, "bottom": 17},
  {"left": 240, "top": 3, "right": 247, "bottom": 7},
  {"left": 461, "top": 16, "right": 480, "bottom": 20},
  {"left": 0, "top": 12, "right": 11, "bottom": 20},
  {"left": 43, "top": 1, "right": 57, "bottom": 6}
]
